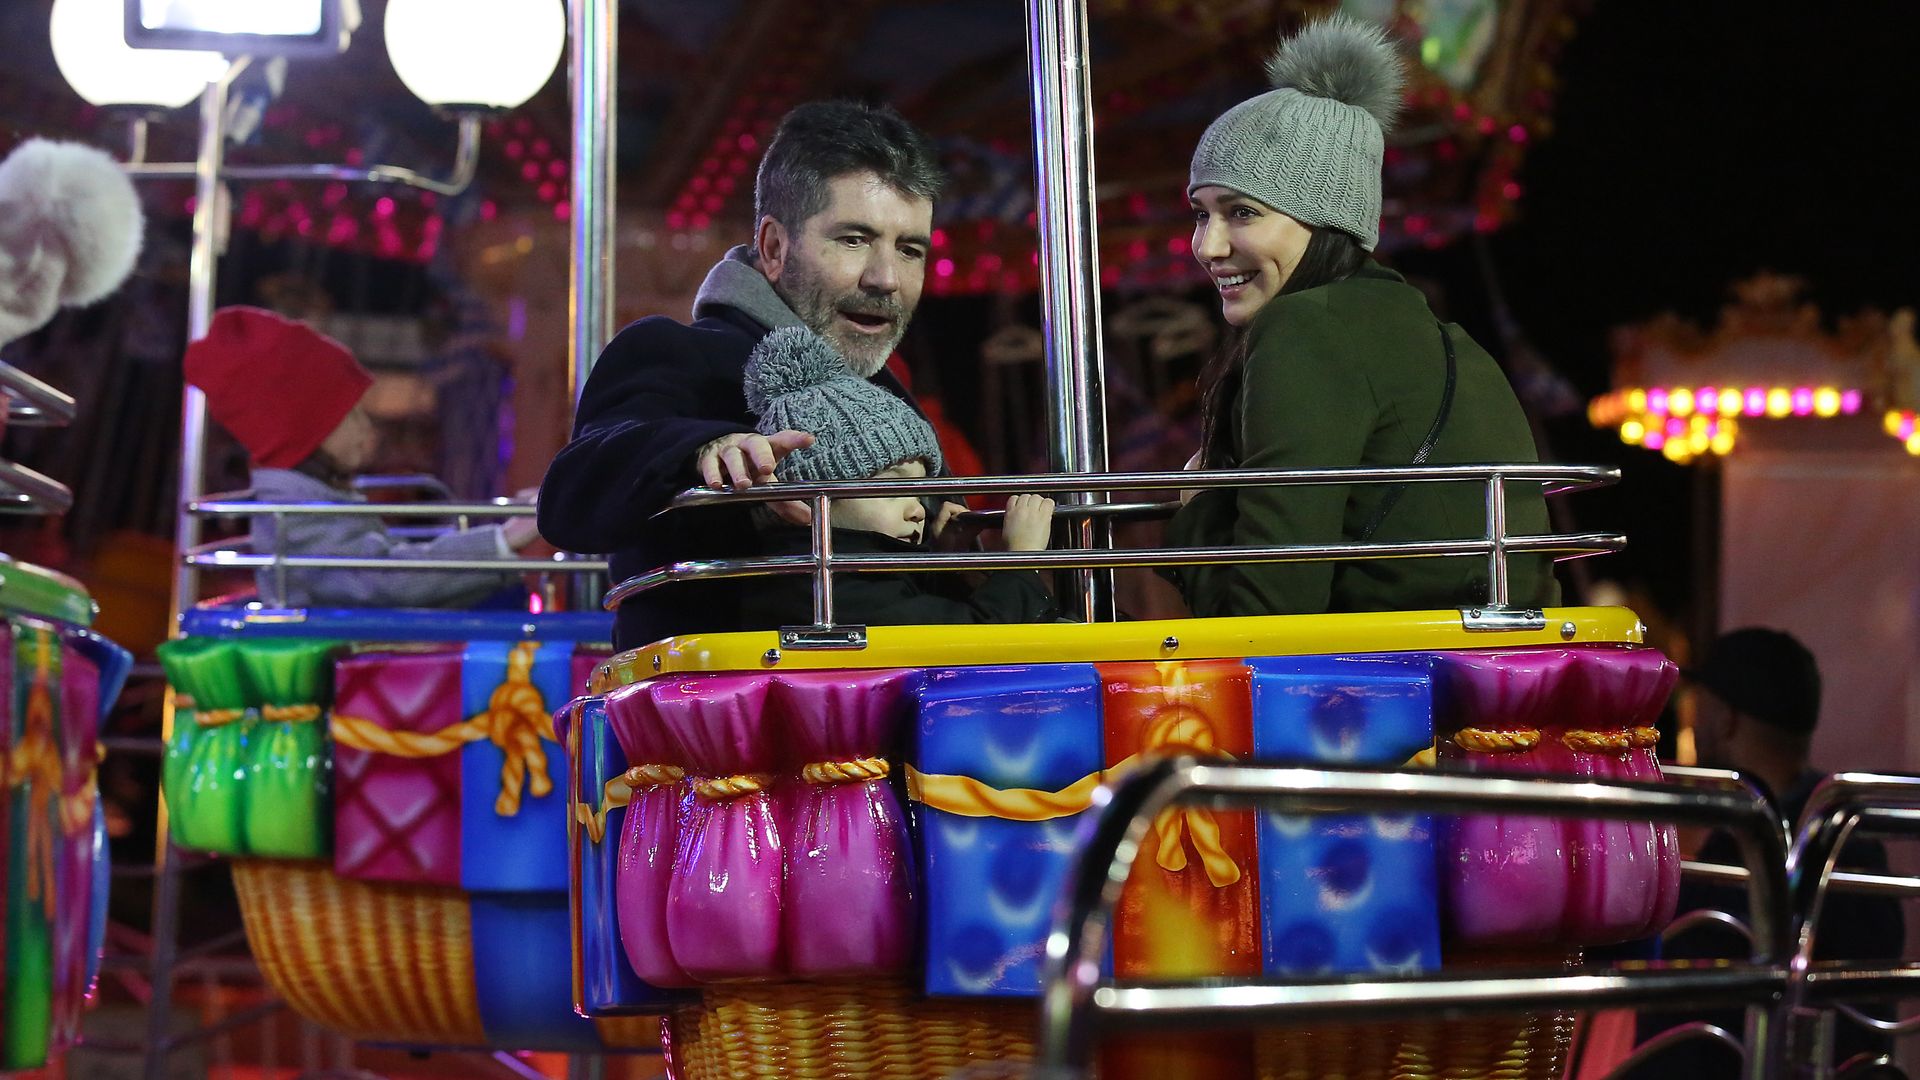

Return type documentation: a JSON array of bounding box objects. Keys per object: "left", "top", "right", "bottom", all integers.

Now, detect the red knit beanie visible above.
[{"left": 184, "top": 306, "right": 373, "bottom": 469}]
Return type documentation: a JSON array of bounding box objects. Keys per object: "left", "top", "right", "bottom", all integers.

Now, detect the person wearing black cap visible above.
[{"left": 1626, "top": 628, "right": 1903, "bottom": 1076}]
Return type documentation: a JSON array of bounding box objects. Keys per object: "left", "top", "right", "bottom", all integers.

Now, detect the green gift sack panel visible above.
[{"left": 159, "top": 639, "right": 335, "bottom": 859}]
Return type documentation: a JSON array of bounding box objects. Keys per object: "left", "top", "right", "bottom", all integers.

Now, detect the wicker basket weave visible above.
[
  {"left": 663, "top": 978, "right": 1036, "bottom": 1080},
  {"left": 233, "top": 860, "right": 490, "bottom": 1045},
  {"left": 232, "top": 860, "right": 664, "bottom": 1051}
]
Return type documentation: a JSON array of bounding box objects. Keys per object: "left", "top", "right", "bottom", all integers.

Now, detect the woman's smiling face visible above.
[{"left": 1190, "top": 185, "right": 1315, "bottom": 327}]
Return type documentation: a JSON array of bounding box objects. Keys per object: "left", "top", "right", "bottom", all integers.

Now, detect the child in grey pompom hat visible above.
[
  {"left": 738, "top": 326, "right": 1059, "bottom": 627},
  {"left": 1188, "top": 14, "right": 1406, "bottom": 251}
]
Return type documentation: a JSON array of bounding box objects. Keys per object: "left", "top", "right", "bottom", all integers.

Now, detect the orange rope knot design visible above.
[
  {"left": 904, "top": 706, "right": 1243, "bottom": 888},
  {"left": 574, "top": 763, "right": 686, "bottom": 844},
  {"left": 1139, "top": 707, "right": 1241, "bottom": 888},
  {"left": 262, "top": 704, "right": 322, "bottom": 723},
  {"left": 1561, "top": 726, "right": 1662, "bottom": 755},
  {"left": 800, "top": 757, "right": 890, "bottom": 785},
  {"left": 692, "top": 774, "right": 773, "bottom": 800},
  {"left": 331, "top": 642, "right": 556, "bottom": 817},
  {"left": 1452, "top": 728, "right": 1542, "bottom": 754}
]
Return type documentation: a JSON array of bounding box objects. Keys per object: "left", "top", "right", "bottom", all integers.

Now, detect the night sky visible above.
[{"left": 1396, "top": 0, "right": 1920, "bottom": 622}]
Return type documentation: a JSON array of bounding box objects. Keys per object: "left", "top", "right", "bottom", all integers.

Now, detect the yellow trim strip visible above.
[{"left": 591, "top": 606, "right": 1644, "bottom": 690}]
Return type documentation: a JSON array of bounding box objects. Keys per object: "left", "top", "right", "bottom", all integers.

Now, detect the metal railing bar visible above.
[
  {"left": 191, "top": 500, "right": 536, "bottom": 518},
  {"left": 0, "top": 361, "right": 77, "bottom": 426},
  {"left": 1832, "top": 1002, "right": 1920, "bottom": 1037},
  {"left": 1684, "top": 861, "right": 1920, "bottom": 899},
  {"left": 659, "top": 462, "right": 1621, "bottom": 514},
  {"left": 1087, "top": 967, "right": 1783, "bottom": 1028},
  {"left": 603, "top": 532, "right": 1623, "bottom": 609},
  {"left": 0, "top": 459, "right": 74, "bottom": 514},
  {"left": 1037, "top": 759, "right": 1791, "bottom": 1074},
  {"left": 124, "top": 114, "right": 481, "bottom": 197},
  {"left": 185, "top": 553, "right": 607, "bottom": 573},
  {"left": 1598, "top": 1023, "right": 1746, "bottom": 1080}
]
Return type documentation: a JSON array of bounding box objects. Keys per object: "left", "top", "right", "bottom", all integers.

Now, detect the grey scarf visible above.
[{"left": 691, "top": 245, "right": 804, "bottom": 332}]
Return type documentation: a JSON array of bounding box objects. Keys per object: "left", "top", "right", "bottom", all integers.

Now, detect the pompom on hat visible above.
[
  {"left": 184, "top": 306, "right": 373, "bottom": 470},
  {"left": 0, "top": 138, "right": 145, "bottom": 345},
  {"left": 745, "top": 326, "right": 941, "bottom": 484},
  {"left": 1189, "top": 15, "right": 1407, "bottom": 251}
]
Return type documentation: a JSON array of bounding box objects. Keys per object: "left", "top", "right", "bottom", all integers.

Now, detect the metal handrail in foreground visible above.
[
  {"left": 605, "top": 463, "right": 1623, "bottom": 624},
  {"left": 179, "top": 493, "right": 607, "bottom": 607},
  {"left": 0, "top": 458, "right": 74, "bottom": 515},
  {"left": 0, "top": 361, "right": 78, "bottom": 427},
  {"left": 1035, "top": 759, "right": 1793, "bottom": 1080}
]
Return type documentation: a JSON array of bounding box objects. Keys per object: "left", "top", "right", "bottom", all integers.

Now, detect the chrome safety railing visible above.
[
  {"left": 603, "top": 463, "right": 1623, "bottom": 646},
  {"left": 1035, "top": 762, "right": 1920, "bottom": 1080},
  {"left": 0, "top": 360, "right": 77, "bottom": 515},
  {"left": 184, "top": 491, "right": 607, "bottom": 608},
  {"left": 1035, "top": 759, "right": 1794, "bottom": 1080}
]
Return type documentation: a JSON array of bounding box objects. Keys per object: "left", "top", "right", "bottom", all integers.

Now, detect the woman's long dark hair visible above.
[{"left": 1196, "top": 227, "right": 1367, "bottom": 469}]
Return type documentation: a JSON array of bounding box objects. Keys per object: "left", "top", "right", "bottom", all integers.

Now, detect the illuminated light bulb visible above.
[
  {"left": 1841, "top": 389, "right": 1863, "bottom": 415},
  {"left": 1669, "top": 388, "right": 1695, "bottom": 416},
  {"left": 1791, "top": 387, "right": 1815, "bottom": 416},
  {"left": 1688, "top": 429, "right": 1710, "bottom": 455},
  {"left": 1909, "top": 432, "right": 1920, "bottom": 455},
  {"left": 1627, "top": 388, "right": 1648, "bottom": 413},
  {"left": 1745, "top": 388, "right": 1766, "bottom": 416},
  {"left": 1710, "top": 430, "right": 1736, "bottom": 455},
  {"left": 1813, "top": 387, "right": 1841, "bottom": 418},
  {"left": 1620, "top": 419, "right": 1646, "bottom": 444},
  {"left": 386, "top": 0, "right": 565, "bottom": 110},
  {"left": 1643, "top": 431, "right": 1667, "bottom": 451},
  {"left": 1587, "top": 400, "right": 1604, "bottom": 427},
  {"left": 1697, "top": 387, "right": 1718, "bottom": 415},
  {"left": 1689, "top": 413, "right": 1709, "bottom": 434},
  {"left": 1766, "top": 388, "right": 1791, "bottom": 418},
  {"left": 1885, "top": 411, "right": 1903, "bottom": 437},
  {"left": 1719, "top": 389, "right": 1743, "bottom": 416},
  {"left": 1901, "top": 416, "right": 1918, "bottom": 440},
  {"left": 1648, "top": 388, "right": 1669, "bottom": 415},
  {"left": 1662, "top": 439, "right": 1689, "bottom": 462},
  {"left": 1665, "top": 416, "right": 1685, "bottom": 437}
]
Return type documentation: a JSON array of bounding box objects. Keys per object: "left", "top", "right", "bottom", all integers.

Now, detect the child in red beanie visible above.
[{"left": 184, "top": 306, "right": 541, "bottom": 608}]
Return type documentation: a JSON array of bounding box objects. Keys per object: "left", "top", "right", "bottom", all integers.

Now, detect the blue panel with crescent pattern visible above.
[
  {"left": 1248, "top": 655, "right": 1441, "bottom": 976},
  {"left": 911, "top": 664, "right": 1107, "bottom": 997}
]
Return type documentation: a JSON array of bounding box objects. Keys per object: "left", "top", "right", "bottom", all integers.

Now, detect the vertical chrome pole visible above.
[
  {"left": 1484, "top": 473, "right": 1509, "bottom": 607},
  {"left": 1025, "top": 0, "right": 1113, "bottom": 623},
  {"left": 568, "top": 0, "right": 617, "bottom": 402},
  {"left": 169, "top": 63, "right": 241, "bottom": 637},
  {"left": 811, "top": 495, "right": 833, "bottom": 626}
]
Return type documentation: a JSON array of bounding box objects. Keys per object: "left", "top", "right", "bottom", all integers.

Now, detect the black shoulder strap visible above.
[{"left": 1358, "top": 323, "right": 1457, "bottom": 542}]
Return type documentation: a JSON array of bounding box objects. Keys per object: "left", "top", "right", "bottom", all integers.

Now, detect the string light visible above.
[{"left": 1592, "top": 384, "right": 1871, "bottom": 460}]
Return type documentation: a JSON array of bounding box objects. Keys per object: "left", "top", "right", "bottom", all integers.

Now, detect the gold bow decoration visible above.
[
  {"left": 907, "top": 701, "right": 1243, "bottom": 890},
  {"left": 332, "top": 642, "right": 557, "bottom": 817}
]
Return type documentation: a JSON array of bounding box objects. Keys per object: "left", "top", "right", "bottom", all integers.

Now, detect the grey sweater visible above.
[{"left": 249, "top": 468, "right": 518, "bottom": 609}]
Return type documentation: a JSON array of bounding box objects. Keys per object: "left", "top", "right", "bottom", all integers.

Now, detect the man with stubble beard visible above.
[{"left": 539, "top": 101, "right": 947, "bottom": 649}]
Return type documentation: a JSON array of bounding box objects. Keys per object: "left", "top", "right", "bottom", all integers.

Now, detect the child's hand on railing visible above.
[
  {"left": 503, "top": 487, "right": 543, "bottom": 551},
  {"left": 1002, "top": 494, "right": 1057, "bottom": 551}
]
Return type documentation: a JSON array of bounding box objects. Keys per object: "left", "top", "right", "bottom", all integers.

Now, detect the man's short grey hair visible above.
[{"left": 753, "top": 101, "right": 944, "bottom": 236}]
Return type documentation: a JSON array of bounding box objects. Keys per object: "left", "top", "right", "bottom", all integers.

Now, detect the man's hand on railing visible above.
[{"left": 695, "top": 430, "right": 815, "bottom": 491}]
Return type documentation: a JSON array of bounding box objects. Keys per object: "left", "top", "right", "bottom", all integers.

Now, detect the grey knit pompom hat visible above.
[
  {"left": 1189, "top": 15, "right": 1407, "bottom": 251},
  {"left": 745, "top": 326, "right": 942, "bottom": 484}
]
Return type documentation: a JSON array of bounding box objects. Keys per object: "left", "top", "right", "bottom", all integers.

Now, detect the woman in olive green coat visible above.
[{"left": 1166, "top": 15, "right": 1558, "bottom": 618}]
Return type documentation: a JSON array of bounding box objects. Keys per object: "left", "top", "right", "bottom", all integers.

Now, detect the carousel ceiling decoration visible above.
[{"left": 1591, "top": 275, "right": 1920, "bottom": 462}]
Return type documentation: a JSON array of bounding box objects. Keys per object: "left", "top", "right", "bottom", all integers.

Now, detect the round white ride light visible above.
[
  {"left": 384, "top": 0, "right": 565, "bottom": 111},
  {"left": 49, "top": 0, "right": 226, "bottom": 109}
]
